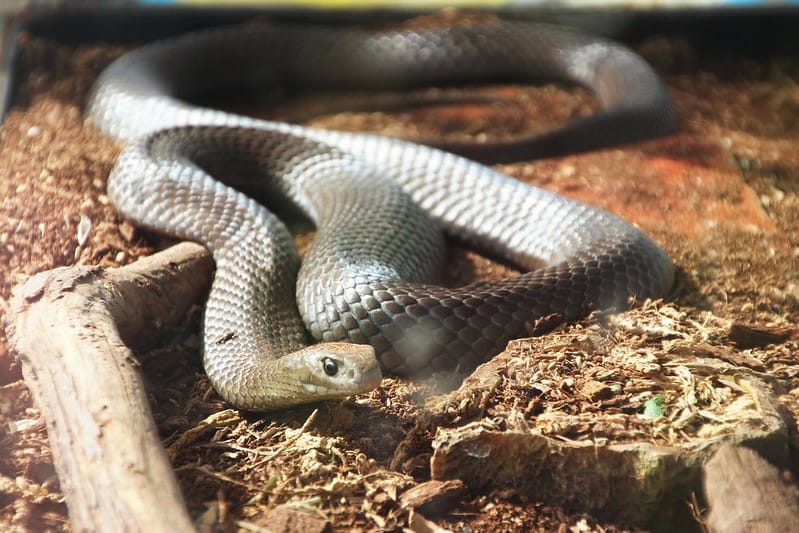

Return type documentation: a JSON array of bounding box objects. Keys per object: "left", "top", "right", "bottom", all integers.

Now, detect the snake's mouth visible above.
[{"left": 299, "top": 361, "right": 382, "bottom": 398}]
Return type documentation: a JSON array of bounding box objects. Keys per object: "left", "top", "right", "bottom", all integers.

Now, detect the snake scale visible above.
[{"left": 87, "top": 18, "right": 677, "bottom": 410}]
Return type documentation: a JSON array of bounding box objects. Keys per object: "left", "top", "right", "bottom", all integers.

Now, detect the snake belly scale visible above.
[{"left": 88, "top": 19, "right": 677, "bottom": 410}]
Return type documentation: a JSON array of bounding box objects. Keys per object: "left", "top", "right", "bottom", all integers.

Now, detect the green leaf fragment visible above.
[{"left": 642, "top": 393, "right": 665, "bottom": 420}]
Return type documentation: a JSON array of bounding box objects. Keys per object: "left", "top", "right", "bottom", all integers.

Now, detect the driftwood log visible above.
[
  {"left": 703, "top": 444, "right": 799, "bottom": 533},
  {"left": 5, "top": 242, "right": 213, "bottom": 532}
]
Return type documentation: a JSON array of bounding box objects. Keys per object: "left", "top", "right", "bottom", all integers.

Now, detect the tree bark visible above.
[
  {"left": 703, "top": 444, "right": 799, "bottom": 533},
  {"left": 5, "top": 242, "right": 214, "bottom": 532}
]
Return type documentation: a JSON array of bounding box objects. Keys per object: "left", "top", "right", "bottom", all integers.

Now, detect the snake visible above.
[{"left": 87, "top": 17, "right": 677, "bottom": 411}]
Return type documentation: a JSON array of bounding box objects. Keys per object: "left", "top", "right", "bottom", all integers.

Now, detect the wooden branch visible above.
[
  {"left": 703, "top": 444, "right": 799, "bottom": 533},
  {"left": 5, "top": 242, "right": 214, "bottom": 532}
]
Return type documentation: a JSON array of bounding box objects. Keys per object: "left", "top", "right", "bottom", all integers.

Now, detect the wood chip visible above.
[
  {"left": 578, "top": 379, "right": 612, "bottom": 402},
  {"left": 260, "top": 505, "right": 331, "bottom": 533},
  {"left": 399, "top": 479, "right": 465, "bottom": 516},
  {"left": 728, "top": 322, "right": 797, "bottom": 349}
]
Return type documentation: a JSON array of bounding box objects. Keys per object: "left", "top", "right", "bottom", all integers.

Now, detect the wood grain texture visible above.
[{"left": 6, "top": 242, "right": 213, "bottom": 532}]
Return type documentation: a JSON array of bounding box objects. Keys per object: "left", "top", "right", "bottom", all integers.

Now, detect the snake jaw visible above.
[{"left": 297, "top": 342, "right": 383, "bottom": 399}]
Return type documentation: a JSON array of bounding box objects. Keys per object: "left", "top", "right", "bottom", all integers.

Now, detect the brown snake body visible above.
[{"left": 88, "top": 19, "right": 676, "bottom": 410}]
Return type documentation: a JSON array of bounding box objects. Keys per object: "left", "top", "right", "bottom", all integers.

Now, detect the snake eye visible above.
[{"left": 322, "top": 357, "right": 339, "bottom": 377}]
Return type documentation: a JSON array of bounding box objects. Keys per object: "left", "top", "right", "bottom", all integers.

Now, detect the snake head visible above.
[
  {"left": 209, "top": 341, "right": 382, "bottom": 411},
  {"left": 292, "top": 342, "right": 382, "bottom": 401}
]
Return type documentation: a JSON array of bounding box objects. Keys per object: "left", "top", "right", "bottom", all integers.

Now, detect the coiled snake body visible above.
[{"left": 88, "top": 19, "right": 677, "bottom": 410}]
